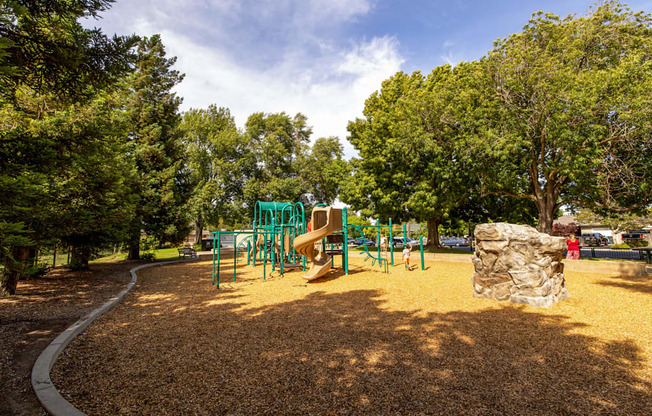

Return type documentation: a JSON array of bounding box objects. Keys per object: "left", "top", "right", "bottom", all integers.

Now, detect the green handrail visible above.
[{"left": 348, "top": 224, "right": 388, "bottom": 273}]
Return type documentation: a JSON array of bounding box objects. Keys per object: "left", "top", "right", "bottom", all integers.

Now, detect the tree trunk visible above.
[
  {"left": 69, "top": 245, "right": 91, "bottom": 270},
  {"left": 536, "top": 199, "right": 555, "bottom": 234},
  {"left": 1, "top": 246, "right": 31, "bottom": 296},
  {"left": 1, "top": 270, "right": 19, "bottom": 296},
  {"left": 426, "top": 217, "right": 442, "bottom": 248},
  {"left": 128, "top": 228, "right": 141, "bottom": 260},
  {"left": 194, "top": 220, "right": 203, "bottom": 245}
]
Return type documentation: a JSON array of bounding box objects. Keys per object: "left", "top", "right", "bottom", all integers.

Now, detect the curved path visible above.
[{"left": 31, "top": 259, "right": 194, "bottom": 416}]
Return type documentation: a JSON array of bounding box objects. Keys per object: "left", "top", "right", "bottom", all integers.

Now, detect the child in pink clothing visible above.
[{"left": 566, "top": 234, "right": 580, "bottom": 260}]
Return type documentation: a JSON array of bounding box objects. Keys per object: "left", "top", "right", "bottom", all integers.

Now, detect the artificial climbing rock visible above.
[{"left": 471, "top": 223, "right": 569, "bottom": 307}]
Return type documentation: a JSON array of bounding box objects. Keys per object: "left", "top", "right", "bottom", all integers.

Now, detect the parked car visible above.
[
  {"left": 441, "top": 237, "right": 469, "bottom": 247},
  {"left": 582, "top": 233, "right": 607, "bottom": 246},
  {"left": 404, "top": 238, "right": 420, "bottom": 247},
  {"left": 579, "top": 234, "right": 600, "bottom": 247},
  {"left": 622, "top": 229, "right": 650, "bottom": 244},
  {"left": 353, "top": 238, "right": 375, "bottom": 247},
  {"left": 347, "top": 238, "right": 357, "bottom": 245},
  {"left": 389, "top": 237, "right": 420, "bottom": 249},
  {"left": 391, "top": 237, "right": 406, "bottom": 249}
]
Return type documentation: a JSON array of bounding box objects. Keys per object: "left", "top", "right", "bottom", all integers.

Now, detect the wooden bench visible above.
[{"left": 177, "top": 247, "right": 197, "bottom": 259}]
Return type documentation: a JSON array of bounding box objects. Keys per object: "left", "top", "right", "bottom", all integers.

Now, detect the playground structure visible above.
[
  {"left": 294, "top": 205, "right": 355, "bottom": 280},
  {"left": 211, "top": 201, "right": 425, "bottom": 289}
]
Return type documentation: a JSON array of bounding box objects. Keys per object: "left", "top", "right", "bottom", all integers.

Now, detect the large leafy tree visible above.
[
  {"left": 297, "top": 136, "right": 349, "bottom": 206},
  {"left": 480, "top": 1, "right": 652, "bottom": 233},
  {"left": 242, "top": 112, "right": 312, "bottom": 209},
  {"left": 0, "top": 0, "right": 136, "bottom": 294},
  {"left": 342, "top": 64, "right": 483, "bottom": 247},
  {"left": 180, "top": 105, "right": 253, "bottom": 242},
  {"left": 125, "top": 34, "right": 188, "bottom": 259}
]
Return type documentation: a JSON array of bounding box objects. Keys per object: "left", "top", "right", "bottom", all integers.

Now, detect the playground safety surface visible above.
[{"left": 50, "top": 258, "right": 651, "bottom": 415}]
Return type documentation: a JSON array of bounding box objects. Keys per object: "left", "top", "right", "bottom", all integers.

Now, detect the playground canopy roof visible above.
[{"left": 255, "top": 201, "right": 294, "bottom": 212}]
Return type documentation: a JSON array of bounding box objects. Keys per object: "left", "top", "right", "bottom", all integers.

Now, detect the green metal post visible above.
[
  {"left": 389, "top": 218, "right": 394, "bottom": 266},
  {"left": 280, "top": 226, "right": 285, "bottom": 275},
  {"left": 288, "top": 225, "right": 292, "bottom": 265},
  {"left": 377, "top": 221, "right": 381, "bottom": 264},
  {"left": 233, "top": 233, "right": 237, "bottom": 282},
  {"left": 271, "top": 222, "right": 276, "bottom": 272},
  {"left": 403, "top": 223, "right": 407, "bottom": 245},
  {"left": 343, "top": 208, "right": 348, "bottom": 275},
  {"left": 247, "top": 240, "right": 251, "bottom": 265},
  {"left": 252, "top": 226, "right": 257, "bottom": 266},
  {"left": 216, "top": 232, "right": 221, "bottom": 289},
  {"left": 302, "top": 207, "right": 307, "bottom": 272},
  {"left": 212, "top": 233, "right": 216, "bottom": 285},
  {"left": 263, "top": 231, "right": 267, "bottom": 280},
  {"left": 420, "top": 236, "right": 425, "bottom": 270}
]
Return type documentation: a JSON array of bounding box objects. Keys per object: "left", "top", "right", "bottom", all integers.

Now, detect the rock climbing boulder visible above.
[{"left": 472, "top": 223, "right": 569, "bottom": 307}]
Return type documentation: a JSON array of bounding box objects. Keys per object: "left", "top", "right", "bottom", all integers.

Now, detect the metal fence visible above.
[
  {"left": 454, "top": 246, "right": 647, "bottom": 261},
  {"left": 577, "top": 248, "right": 647, "bottom": 261}
]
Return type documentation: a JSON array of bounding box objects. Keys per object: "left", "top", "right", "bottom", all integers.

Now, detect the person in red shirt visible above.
[
  {"left": 566, "top": 233, "right": 581, "bottom": 260},
  {"left": 306, "top": 220, "right": 312, "bottom": 232}
]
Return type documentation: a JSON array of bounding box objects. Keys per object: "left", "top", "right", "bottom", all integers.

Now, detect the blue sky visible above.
[{"left": 87, "top": 0, "right": 652, "bottom": 157}]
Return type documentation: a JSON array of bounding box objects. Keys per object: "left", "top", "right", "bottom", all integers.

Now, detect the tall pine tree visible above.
[
  {"left": 126, "top": 35, "right": 188, "bottom": 260},
  {"left": 0, "top": 0, "right": 136, "bottom": 294}
]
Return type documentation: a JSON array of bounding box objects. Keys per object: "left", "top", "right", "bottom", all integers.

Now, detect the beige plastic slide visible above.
[{"left": 294, "top": 207, "right": 336, "bottom": 281}]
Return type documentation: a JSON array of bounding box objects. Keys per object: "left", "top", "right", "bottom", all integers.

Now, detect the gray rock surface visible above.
[{"left": 471, "top": 223, "right": 569, "bottom": 307}]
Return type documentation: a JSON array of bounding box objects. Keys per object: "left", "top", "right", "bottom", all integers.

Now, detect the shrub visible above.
[
  {"left": 140, "top": 252, "right": 156, "bottom": 260},
  {"left": 610, "top": 243, "right": 631, "bottom": 249},
  {"left": 552, "top": 222, "right": 579, "bottom": 237}
]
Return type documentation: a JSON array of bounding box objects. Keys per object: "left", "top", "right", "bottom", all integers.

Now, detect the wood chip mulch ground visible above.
[
  {"left": 0, "top": 261, "right": 145, "bottom": 415},
  {"left": 48, "top": 257, "right": 652, "bottom": 415}
]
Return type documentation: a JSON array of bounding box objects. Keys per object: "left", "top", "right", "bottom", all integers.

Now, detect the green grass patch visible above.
[
  {"left": 91, "top": 247, "right": 184, "bottom": 263},
  {"left": 581, "top": 256, "right": 645, "bottom": 262}
]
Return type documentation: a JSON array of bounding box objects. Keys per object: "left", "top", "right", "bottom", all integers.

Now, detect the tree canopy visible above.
[
  {"left": 0, "top": 0, "right": 138, "bottom": 294},
  {"left": 125, "top": 34, "right": 188, "bottom": 259},
  {"left": 479, "top": 1, "right": 652, "bottom": 232},
  {"left": 342, "top": 63, "right": 491, "bottom": 246},
  {"left": 345, "top": 1, "right": 652, "bottom": 236}
]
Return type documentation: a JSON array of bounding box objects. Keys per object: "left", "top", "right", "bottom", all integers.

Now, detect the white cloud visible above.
[
  {"left": 99, "top": 0, "right": 400, "bottom": 159},
  {"left": 88, "top": 0, "right": 400, "bottom": 158},
  {"left": 157, "top": 30, "right": 402, "bottom": 158}
]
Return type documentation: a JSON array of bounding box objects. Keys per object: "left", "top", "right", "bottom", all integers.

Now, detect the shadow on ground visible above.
[
  {"left": 0, "top": 261, "right": 137, "bottom": 416},
  {"left": 596, "top": 274, "right": 652, "bottom": 295},
  {"left": 53, "top": 263, "right": 652, "bottom": 416}
]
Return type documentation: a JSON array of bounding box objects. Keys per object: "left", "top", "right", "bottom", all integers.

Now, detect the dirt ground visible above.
[
  {"left": 0, "top": 261, "right": 148, "bottom": 416},
  {"left": 46, "top": 256, "right": 652, "bottom": 415}
]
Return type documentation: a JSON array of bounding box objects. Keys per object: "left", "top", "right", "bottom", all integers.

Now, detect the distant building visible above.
[
  {"left": 186, "top": 228, "right": 211, "bottom": 245},
  {"left": 554, "top": 215, "right": 652, "bottom": 244}
]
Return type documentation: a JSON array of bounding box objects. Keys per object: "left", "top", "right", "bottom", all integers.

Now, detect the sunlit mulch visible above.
[{"left": 52, "top": 257, "right": 652, "bottom": 415}]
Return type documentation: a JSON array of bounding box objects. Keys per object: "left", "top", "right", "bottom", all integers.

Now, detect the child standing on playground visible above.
[
  {"left": 380, "top": 234, "right": 387, "bottom": 257},
  {"left": 403, "top": 244, "right": 412, "bottom": 270}
]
